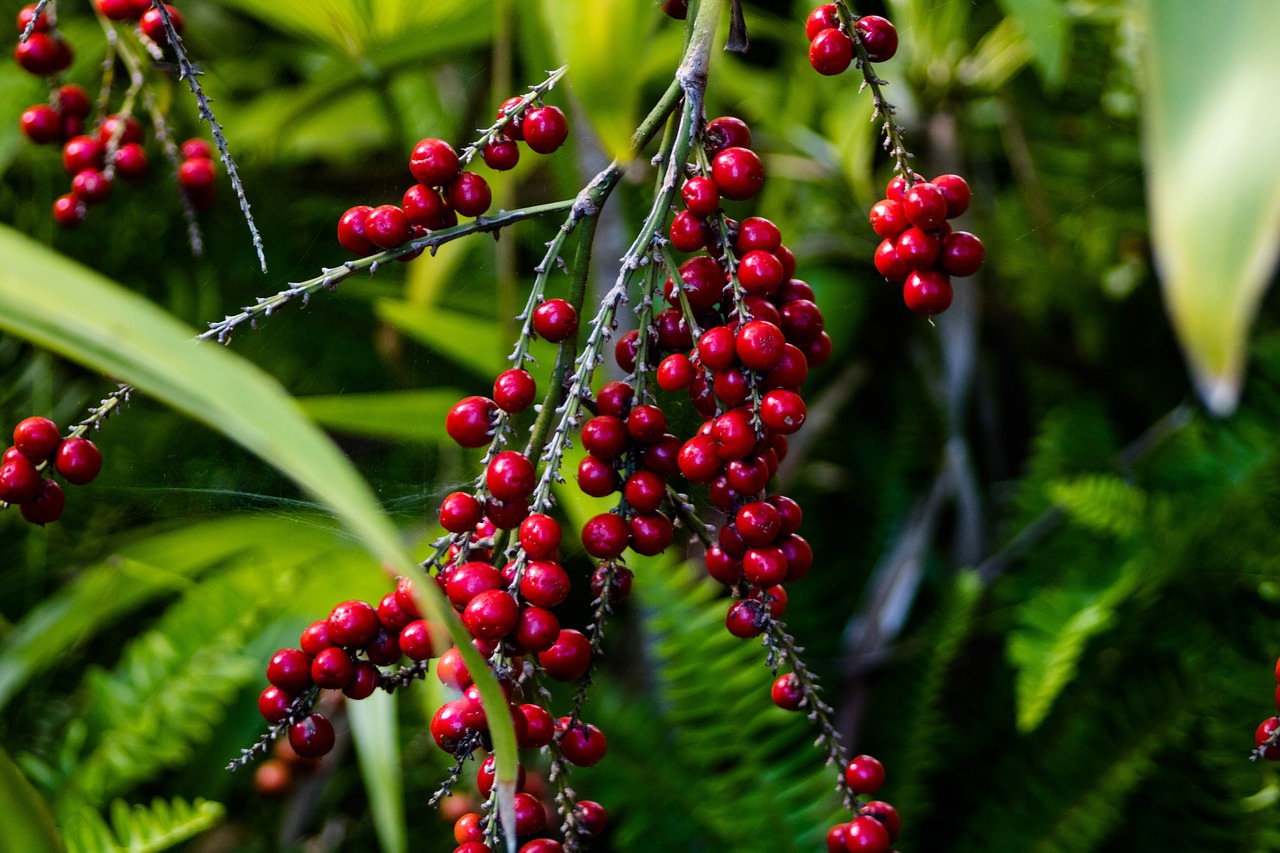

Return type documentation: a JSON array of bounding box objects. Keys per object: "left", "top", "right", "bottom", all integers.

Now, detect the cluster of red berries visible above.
[
  {"left": 825, "top": 755, "right": 902, "bottom": 853},
  {"left": 0, "top": 416, "right": 101, "bottom": 525},
  {"left": 870, "top": 172, "right": 984, "bottom": 315},
  {"left": 805, "top": 5, "right": 898, "bottom": 76},
  {"left": 336, "top": 99, "right": 568, "bottom": 258},
  {"left": 13, "top": 3, "right": 72, "bottom": 77},
  {"left": 1252, "top": 656, "right": 1280, "bottom": 761}
]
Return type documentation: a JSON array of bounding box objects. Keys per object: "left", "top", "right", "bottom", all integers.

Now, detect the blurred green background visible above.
[{"left": 2, "top": 0, "right": 1280, "bottom": 850}]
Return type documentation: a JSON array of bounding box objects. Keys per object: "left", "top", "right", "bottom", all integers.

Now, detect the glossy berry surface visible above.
[
  {"left": 845, "top": 754, "right": 886, "bottom": 794},
  {"left": 446, "top": 396, "right": 496, "bottom": 447},
  {"left": 522, "top": 105, "right": 568, "bottom": 154},
  {"left": 711, "top": 146, "right": 764, "bottom": 201},
  {"left": 54, "top": 437, "right": 102, "bottom": 485},
  {"left": 854, "top": 15, "right": 899, "bottom": 63},
  {"left": 364, "top": 205, "right": 411, "bottom": 249},
  {"left": 447, "top": 172, "right": 492, "bottom": 218},
  {"left": 903, "top": 269, "right": 953, "bottom": 315},
  {"left": 289, "top": 713, "right": 335, "bottom": 759},
  {"left": 682, "top": 175, "right": 720, "bottom": 217},
  {"left": 481, "top": 139, "right": 520, "bottom": 171},
  {"left": 805, "top": 4, "right": 840, "bottom": 40},
  {"left": 809, "top": 28, "right": 854, "bottom": 76},
  {"left": 532, "top": 298, "right": 578, "bottom": 342},
  {"left": 410, "top": 137, "right": 460, "bottom": 187}
]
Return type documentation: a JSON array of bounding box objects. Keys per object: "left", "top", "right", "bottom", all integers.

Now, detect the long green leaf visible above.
[
  {"left": 0, "top": 225, "right": 518, "bottom": 848},
  {"left": 299, "top": 389, "right": 460, "bottom": 442},
  {"left": 349, "top": 691, "right": 406, "bottom": 853},
  {"left": 1143, "top": 0, "right": 1280, "bottom": 414},
  {"left": 0, "top": 743, "right": 63, "bottom": 853}
]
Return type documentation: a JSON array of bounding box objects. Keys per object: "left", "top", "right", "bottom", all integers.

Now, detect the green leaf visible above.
[
  {"left": 377, "top": 300, "right": 506, "bottom": 379},
  {"left": 62, "top": 797, "right": 223, "bottom": 853},
  {"left": 994, "top": 0, "right": 1067, "bottom": 87},
  {"left": 348, "top": 691, "right": 406, "bottom": 853},
  {"left": 1142, "top": 0, "right": 1280, "bottom": 414},
  {"left": 299, "top": 389, "right": 460, "bottom": 442},
  {"left": 0, "top": 224, "right": 517, "bottom": 844},
  {"left": 0, "top": 743, "right": 63, "bottom": 853},
  {"left": 1047, "top": 474, "right": 1146, "bottom": 539}
]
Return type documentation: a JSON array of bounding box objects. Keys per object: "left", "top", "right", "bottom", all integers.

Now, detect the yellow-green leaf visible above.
[
  {"left": 0, "top": 743, "right": 63, "bottom": 853},
  {"left": 1142, "top": 0, "right": 1280, "bottom": 414}
]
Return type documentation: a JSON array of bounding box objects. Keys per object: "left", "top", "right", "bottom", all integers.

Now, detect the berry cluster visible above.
[
  {"left": 805, "top": 5, "right": 897, "bottom": 76},
  {"left": 15, "top": 2, "right": 214, "bottom": 228},
  {"left": 823, "top": 755, "right": 901, "bottom": 853},
  {"left": 870, "top": 173, "right": 985, "bottom": 315},
  {"left": 337, "top": 98, "right": 568, "bottom": 258},
  {"left": 0, "top": 416, "right": 102, "bottom": 525}
]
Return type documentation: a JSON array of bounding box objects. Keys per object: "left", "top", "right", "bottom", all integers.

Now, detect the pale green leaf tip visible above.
[{"left": 1192, "top": 371, "right": 1241, "bottom": 418}]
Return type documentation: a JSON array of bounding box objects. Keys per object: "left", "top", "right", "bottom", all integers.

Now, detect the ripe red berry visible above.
[
  {"left": 178, "top": 158, "right": 217, "bottom": 193},
  {"left": 761, "top": 389, "right": 807, "bottom": 434},
  {"left": 577, "top": 455, "right": 618, "bottom": 497},
  {"left": 62, "top": 136, "right": 105, "bottom": 175},
  {"left": 624, "top": 469, "right": 666, "bottom": 514},
  {"left": 669, "top": 209, "right": 708, "bottom": 253},
  {"left": 328, "top": 600, "right": 379, "bottom": 647},
  {"left": 902, "top": 181, "right": 948, "bottom": 230},
  {"left": 447, "top": 172, "right": 491, "bottom": 218},
  {"left": 402, "top": 184, "right": 450, "bottom": 229},
  {"left": 903, "top": 269, "right": 953, "bottom": 315},
  {"left": 581, "top": 512, "right": 630, "bottom": 559},
  {"left": 20, "top": 478, "right": 63, "bottom": 525},
  {"left": 711, "top": 146, "right": 764, "bottom": 201},
  {"left": 826, "top": 823, "right": 851, "bottom": 853},
  {"left": 257, "top": 685, "right": 293, "bottom": 722},
  {"left": 439, "top": 491, "right": 483, "bottom": 533},
  {"left": 844, "top": 815, "right": 891, "bottom": 853},
  {"left": 895, "top": 227, "right": 941, "bottom": 270},
  {"left": 481, "top": 139, "right": 520, "bottom": 171},
  {"left": 771, "top": 673, "right": 805, "bottom": 710},
  {"left": 113, "top": 143, "right": 149, "bottom": 180},
  {"left": 736, "top": 217, "right": 782, "bottom": 254},
  {"left": 493, "top": 368, "right": 536, "bottom": 413},
  {"left": 596, "top": 380, "right": 634, "bottom": 417},
  {"left": 657, "top": 353, "right": 695, "bottom": 391},
  {"left": 519, "top": 703, "right": 555, "bottom": 748},
  {"left": 96, "top": 0, "right": 139, "bottom": 20},
  {"left": 522, "top": 105, "right": 569, "bottom": 154},
  {"left": 520, "top": 559, "right": 571, "bottom": 608},
  {"left": 682, "top": 176, "right": 720, "bottom": 217},
  {"left": 98, "top": 114, "right": 144, "bottom": 147},
  {"left": 54, "top": 437, "right": 102, "bottom": 485},
  {"left": 662, "top": 0, "right": 689, "bottom": 18},
  {"left": 17, "top": 3, "right": 51, "bottom": 33},
  {"left": 14, "top": 32, "right": 60, "bottom": 75},
  {"left": 705, "top": 116, "right": 751, "bottom": 153},
  {"left": 809, "top": 28, "right": 854, "bottom": 76},
  {"left": 629, "top": 511, "right": 673, "bottom": 555},
  {"left": 698, "top": 325, "right": 737, "bottom": 371},
  {"left": 518, "top": 514, "right": 562, "bottom": 561},
  {"left": 738, "top": 250, "right": 784, "bottom": 296},
  {"left": 364, "top": 205, "right": 411, "bottom": 248},
  {"left": 805, "top": 4, "right": 840, "bottom": 40},
  {"left": 532, "top": 298, "right": 578, "bottom": 342},
  {"left": 68, "top": 169, "right": 109, "bottom": 205},
  {"left": 289, "top": 713, "right": 336, "bottom": 759},
  {"left": 20, "top": 105, "right": 60, "bottom": 144},
  {"left": 845, "top": 754, "right": 886, "bottom": 794},
  {"left": 540, "top": 629, "right": 592, "bottom": 681},
  {"left": 736, "top": 319, "right": 786, "bottom": 370},
  {"left": 336, "top": 205, "right": 375, "bottom": 255},
  {"left": 737, "top": 501, "right": 781, "bottom": 545},
  {"left": 558, "top": 718, "right": 607, "bottom": 766},
  {"left": 627, "top": 404, "right": 666, "bottom": 444},
  {"left": 446, "top": 396, "right": 497, "bottom": 447},
  {"left": 267, "top": 648, "right": 313, "bottom": 693},
  {"left": 0, "top": 452, "right": 41, "bottom": 503},
  {"left": 869, "top": 198, "right": 910, "bottom": 239},
  {"left": 940, "top": 230, "right": 985, "bottom": 277},
  {"left": 874, "top": 238, "right": 908, "bottom": 281},
  {"left": 13, "top": 416, "right": 60, "bottom": 461},
  {"left": 932, "top": 173, "right": 971, "bottom": 217},
  {"left": 463, "top": 589, "right": 519, "bottom": 640},
  {"left": 855, "top": 15, "right": 899, "bottom": 62},
  {"left": 860, "top": 801, "right": 901, "bottom": 842},
  {"left": 398, "top": 620, "right": 437, "bottom": 660},
  {"left": 486, "top": 451, "right": 535, "bottom": 502},
  {"left": 725, "top": 599, "right": 767, "bottom": 638},
  {"left": 410, "top": 137, "right": 460, "bottom": 187},
  {"left": 311, "top": 646, "right": 356, "bottom": 689}
]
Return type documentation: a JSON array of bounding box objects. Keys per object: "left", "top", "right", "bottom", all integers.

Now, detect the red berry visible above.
[
  {"left": 844, "top": 815, "right": 890, "bottom": 853},
  {"left": 596, "top": 380, "right": 634, "bottom": 417},
  {"left": 705, "top": 116, "right": 751, "bottom": 153},
  {"left": 363, "top": 205, "right": 411, "bottom": 249},
  {"left": 53, "top": 437, "right": 102, "bottom": 485},
  {"left": 698, "top": 325, "right": 737, "bottom": 371},
  {"left": 627, "top": 404, "right": 666, "bottom": 444},
  {"left": 98, "top": 114, "right": 144, "bottom": 147},
  {"left": 518, "top": 703, "right": 555, "bottom": 748},
  {"left": 539, "top": 629, "right": 592, "bottom": 681},
  {"left": 735, "top": 320, "right": 786, "bottom": 371},
  {"left": 629, "top": 511, "right": 673, "bottom": 555},
  {"left": 410, "top": 137, "right": 460, "bottom": 187},
  {"left": 711, "top": 146, "right": 764, "bottom": 201},
  {"left": 518, "top": 514, "right": 562, "bottom": 561},
  {"left": 14, "top": 417, "right": 60, "bottom": 461},
  {"left": 623, "top": 469, "right": 666, "bottom": 513},
  {"left": 771, "top": 673, "right": 804, "bottom": 710},
  {"left": 669, "top": 209, "right": 708, "bottom": 252},
  {"left": 310, "top": 646, "right": 356, "bottom": 689},
  {"left": 522, "top": 105, "right": 569, "bottom": 154},
  {"left": 826, "top": 823, "right": 851, "bottom": 853},
  {"left": 20, "top": 105, "right": 60, "bottom": 144},
  {"left": 267, "top": 648, "right": 313, "bottom": 693},
  {"left": 96, "top": 0, "right": 139, "bottom": 20},
  {"left": 289, "top": 713, "right": 336, "bottom": 759},
  {"left": 532, "top": 298, "right": 578, "bottom": 342},
  {"left": 860, "top": 801, "right": 901, "bottom": 842},
  {"left": 463, "top": 589, "right": 519, "bottom": 640},
  {"left": 760, "top": 389, "right": 806, "bottom": 435},
  {"left": 69, "top": 169, "right": 109, "bottom": 205},
  {"left": 581, "top": 512, "right": 629, "bottom": 559},
  {"left": 14, "top": 32, "right": 60, "bottom": 75},
  {"left": 490, "top": 369, "right": 536, "bottom": 414},
  {"left": 932, "top": 173, "right": 971, "bottom": 217},
  {"left": 328, "top": 600, "right": 379, "bottom": 647},
  {"left": 19, "top": 478, "right": 63, "bottom": 524},
  {"left": 805, "top": 4, "right": 840, "bottom": 40},
  {"left": 402, "top": 184, "right": 449, "bottom": 229},
  {"left": 576, "top": 453, "right": 618, "bottom": 497},
  {"left": 809, "top": 28, "right": 854, "bottom": 75},
  {"left": 447, "top": 172, "right": 491, "bottom": 218},
  {"left": 725, "top": 599, "right": 767, "bottom": 638},
  {"left": 440, "top": 492, "right": 483, "bottom": 533},
  {"left": 738, "top": 250, "right": 784, "bottom": 296},
  {"left": 520, "top": 559, "right": 570, "bottom": 607},
  {"left": 17, "top": 3, "right": 51, "bottom": 33},
  {"left": 737, "top": 501, "right": 780, "bottom": 545},
  {"left": 1258, "top": 717, "right": 1280, "bottom": 759},
  {"left": 869, "top": 198, "right": 909, "bottom": 239},
  {"left": 591, "top": 564, "right": 634, "bottom": 601},
  {"left": 583, "top": 415, "right": 629, "bottom": 462},
  {"left": 873, "top": 239, "right": 907, "bottom": 281},
  {"left": 855, "top": 15, "right": 899, "bottom": 63},
  {"left": 52, "top": 193, "right": 85, "bottom": 227},
  {"left": 337, "top": 205, "right": 376, "bottom": 255},
  {"left": 481, "top": 139, "right": 520, "bottom": 171},
  {"left": 446, "top": 396, "right": 497, "bottom": 448},
  {"left": 845, "top": 754, "right": 886, "bottom": 794},
  {"left": 558, "top": 718, "right": 607, "bottom": 766},
  {"left": 662, "top": 0, "right": 689, "bottom": 18},
  {"left": 62, "top": 136, "right": 105, "bottom": 175},
  {"left": 895, "top": 227, "right": 940, "bottom": 270},
  {"left": 736, "top": 217, "right": 782, "bottom": 254},
  {"left": 682, "top": 176, "right": 720, "bottom": 217},
  {"left": 398, "top": 620, "right": 437, "bottom": 660},
  {"left": 258, "top": 685, "right": 293, "bottom": 722},
  {"left": 497, "top": 96, "right": 527, "bottom": 140},
  {"left": 903, "top": 269, "right": 953, "bottom": 315},
  {"left": 902, "top": 181, "right": 948, "bottom": 230},
  {"left": 113, "top": 143, "right": 149, "bottom": 179},
  {"left": 940, "top": 230, "right": 985, "bottom": 277},
  {"left": 486, "top": 451, "right": 535, "bottom": 502},
  {"left": 178, "top": 157, "right": 216, "bottom": 193},
  {"left": 0, "top": 453, "right": 41, "bottom": 503},
  {"left": 657, "top": 353, "right": 695, "bottom": 391}
]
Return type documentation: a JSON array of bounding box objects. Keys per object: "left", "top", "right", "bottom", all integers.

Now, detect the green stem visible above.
[{"left": 835, "top": 2, "right": 916, "bottom": 183}]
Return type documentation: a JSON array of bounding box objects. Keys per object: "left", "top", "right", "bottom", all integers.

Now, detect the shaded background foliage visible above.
[{"left": 2, "top": 0, "right": 1280, "bottom": 850}]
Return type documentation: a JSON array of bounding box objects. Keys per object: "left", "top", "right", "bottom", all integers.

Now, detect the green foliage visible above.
[{"left": 62, "top": 797, "right": 224, "bottom": 853}]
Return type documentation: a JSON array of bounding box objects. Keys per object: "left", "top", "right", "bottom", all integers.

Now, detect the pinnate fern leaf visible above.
[{"left": 62, "top": 797, "right": 223, "bottom": 853}]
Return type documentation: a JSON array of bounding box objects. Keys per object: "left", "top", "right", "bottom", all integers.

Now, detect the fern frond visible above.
[
  {"left": 62, "top": 797, "right": 224, "bottom": 853},
  {"left": 1047, "top": 474, "right": 1145, "bottom": 538}
]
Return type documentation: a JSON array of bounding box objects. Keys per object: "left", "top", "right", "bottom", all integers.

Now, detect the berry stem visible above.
[
  {"left": 458, "top": 65, "right": 569, "bottom": 166},
  {"left": 17, "top": 0, "right": 51, "bottom": 42},
  {"left": 147, "top": 0, "right": 269, "bottom": 272},
  {"left": 834, "top": 2, "right": 916, "bottom": 182}
]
